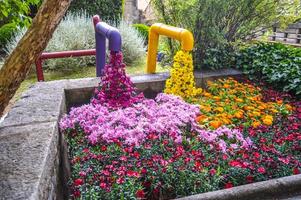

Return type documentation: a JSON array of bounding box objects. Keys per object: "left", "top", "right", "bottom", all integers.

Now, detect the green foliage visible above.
[
  {"left": 0, "top": 23, "right": 16, "bottom": 49},
  {"left": 236, "top": 42, "right": 301, "bottom": 96},
  {"left": 68, "top": 0, "right": 123, "bottom": 21},
  {"left": 0, "top": 0, "right": 40, "bottom": 27},
  {"left": 152, "top": 0, "right": 301, "bottom": 70},
  {"left": 132, "top": 24, "right": 150, "bottom": 42},
  {"left": 0, "top": 0, "right": 41, "bottom": 48}
]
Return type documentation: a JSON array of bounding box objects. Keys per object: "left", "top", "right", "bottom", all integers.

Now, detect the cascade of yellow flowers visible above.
[{"left": 164, "top": 50, "right": 202, "bottom": 99}]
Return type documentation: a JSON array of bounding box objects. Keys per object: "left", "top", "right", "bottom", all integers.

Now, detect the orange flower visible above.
[
  {"left": 234, "top": 111, "right": 244, "bottom": 119},
  {"left": 213, "top": 96, "right": 221, "bottom": 101},
  {"left": 223, "top": 84, "right": 230, "bottom": 89},
  {"left": 196, "top": 115, "right": 207, "bottom": 123},
  {"left": 252, "top": 121, "right": 261, "bottom": 128},
  {"left": 203, "top": 92, "right": 212, "bottom": 97},
  {"left": 285, "top": 104, "right": 293, "bottom": 111},
  {"left": 244, "top": 106, "right": 254, "bottom": 111},
  {"left": 210, "top": 121, "right": 222, "bottom": 129}
]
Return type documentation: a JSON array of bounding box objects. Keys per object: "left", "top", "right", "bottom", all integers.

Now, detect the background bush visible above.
[
  {"left": 68, "top": 0, "right": 124, "bottom": 22},
  {"left": 117, "top": 21, "right": 146, "bottom": 65},
  {"left": 152, "top": 0, "right": 301, "bottom": 70},
  {"left": 236, "top": 42, "right": 301, "bottom": 96},
  {"left": 0, "top": 23, "right": 16, "bottom": 50},
  {"left": 0, "top": 0, "right": 41, "bottom": 50},
  {"left": 5, "top": 12, "right": 146, "bottom": 70},
  {"left": 132, "top": 24, "right": 150, "bottom": 42}
]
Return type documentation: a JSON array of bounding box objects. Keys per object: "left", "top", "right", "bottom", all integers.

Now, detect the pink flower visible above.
[
  {"left": 79, "top": 171, "right": 86, "bottom": 177},
  {"left": 278, "top": 157, "right": 290, "bottom": 165}
]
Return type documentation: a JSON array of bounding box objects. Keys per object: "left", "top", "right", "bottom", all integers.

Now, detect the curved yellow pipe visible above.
[{"left": 146, "top": 23, "right": 194, "bottom": 73}]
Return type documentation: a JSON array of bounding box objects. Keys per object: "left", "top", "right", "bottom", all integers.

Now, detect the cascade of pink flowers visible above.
[{"left": 91, "top": 51, "right": 143, "bottom": 109}]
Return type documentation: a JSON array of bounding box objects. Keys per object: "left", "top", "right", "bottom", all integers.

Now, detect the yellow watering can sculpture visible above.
[{"left": 146, "top": 23, "right": 194, "bottom": 73}]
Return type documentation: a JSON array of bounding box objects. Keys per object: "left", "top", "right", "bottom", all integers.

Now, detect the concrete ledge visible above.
[
  {"left": 0, "top": 122, "right": 59, "bottom": 200},
  {"left": 177, "top": 175, "right": 301, "bottom": 200}
]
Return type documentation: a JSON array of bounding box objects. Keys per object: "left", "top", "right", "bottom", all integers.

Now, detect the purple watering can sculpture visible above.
[{"left": 93, "top": 15, "right": 122, "bottom": 76}]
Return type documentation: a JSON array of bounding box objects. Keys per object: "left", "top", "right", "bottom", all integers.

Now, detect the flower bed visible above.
[{"left": 60, "top": 51, "right": 300, "bottom": 199}]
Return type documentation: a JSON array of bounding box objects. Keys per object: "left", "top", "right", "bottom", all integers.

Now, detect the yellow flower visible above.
[
  {"left": 235, "top": 98, "right": 243, "bottom": 103},
  {"left": 215, "top": 107, "right": 224, "bottom": 113},
  {"left": 262, "top": 115, "right": 273, "bottom": 126},
  {"left": 262, "top": 118, "right": 273, "bottom": 126},
  {"left": 164, "top": 50, "right": 202, "bottom": 99}
]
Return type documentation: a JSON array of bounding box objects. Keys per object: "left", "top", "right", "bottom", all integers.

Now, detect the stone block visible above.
[{"left": 0, "top": 122, "right": 59, "bottom": 200}]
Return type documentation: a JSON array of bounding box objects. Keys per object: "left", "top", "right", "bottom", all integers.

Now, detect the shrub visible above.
[
  {"left": 4, "top": 26, "right": 27, "bottom": 55},
  {"left": 132, "top": 24, "right": 150, "bottom": 42},
  {"left": 4, "top": 12, "right": 146, "bottom": 70},
  {"left": 117, "top": 21, "right": 146, "bottom": 65},
  {"left": 0, "top": 23, "right": 16, "bottom": 49},
  {"left": 68, "top": 0, "right": 123, "bottom": 21},
  {"left": 236, "top": 42, "right": 301, "bottom": 96}
]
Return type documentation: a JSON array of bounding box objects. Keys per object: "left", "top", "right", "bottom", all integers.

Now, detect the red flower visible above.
[
  {"left": 209, "top": 169, "right": 216, "bottom": 176},
  {"left": 222, "top": 154, "right": 228, "bottom": 160},
  {"left": 101, "top": 145, "right": 107, "bottom": 151},
  {"left": 100, "top": 182, "right": 107, "bottom": 189},
  {"left": 127, "top": 170, "right": 140, "bottom": 178},
  {"left": 246, "top": 175, "right": 254, "bottom": 183},
  {"left": 73, "top": 190, "right": 81, "bottom": 198},
  {"left": 102, "top": 170, "right": 110, "bottom": 176},
  {"left": 293, "top": 168, "right": 300, "bottom": 175},
  {"left": 133, "top": 151, "right": 140, "bottom": 159},
  {"left": 141, "top": 168, "right": 147, "bottom": 175},
  {"left": 278, "top": 157, "right": 290, "bottom": 165},
  {"left": 163, "top": 139, "right": 169, "bottom": 145},
  {"left": 204, "top": 161, "right": 210, "bottom": 167},
  {"left": 253, "top": 152, "right": 260, "bottom": 158},
  {"left": 229, "top": 160, "right": 241, "bottom": 168},
  {"left": 74, "top": 178, "right": 83, "bottom": 186},
  {"left": 120, "top": 156, "right": 127, "bottom": 161},
  {"left": 136, "top": 189, "right": 145, "bottom": 199},
  {"left": 82, "top": 148, "right": 89, "bottom": 153},
  {"left": 195, "top": 161, "right": 202, "bottom": 168},
  {"left": 257, "top": 167, "right": 266, "bottom": 174},
  {"left": 116, "top": 177, "right": 125, "bottom": 184},
  {"left": 224, "top": 182, "right": 233, "bottom": 189}
]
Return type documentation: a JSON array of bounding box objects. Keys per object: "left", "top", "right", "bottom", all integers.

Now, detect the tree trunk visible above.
[{"left": 0, "top": 0, "right": 72, "bottom": 116}]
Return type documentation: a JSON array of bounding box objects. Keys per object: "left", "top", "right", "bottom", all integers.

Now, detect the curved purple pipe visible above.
[{"left": 93, "top": 15, "right": 122, "bottom": 76}]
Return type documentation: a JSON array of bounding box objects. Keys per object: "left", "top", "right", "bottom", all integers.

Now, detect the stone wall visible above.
[{"left": 124, "top": 0, "right": 140, "bottom": 23}]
